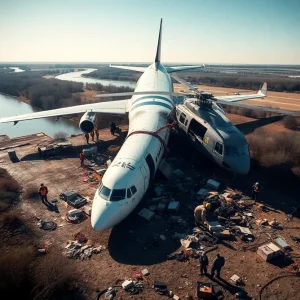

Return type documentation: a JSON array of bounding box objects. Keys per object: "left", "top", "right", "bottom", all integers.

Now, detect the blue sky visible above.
[{"left": 0, "top": 0, "right": 299, "bottom": 64}]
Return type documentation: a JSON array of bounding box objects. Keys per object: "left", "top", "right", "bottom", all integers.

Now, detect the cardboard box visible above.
[{"left": 257, "top": 243, "right": 281, "bottom": 261}]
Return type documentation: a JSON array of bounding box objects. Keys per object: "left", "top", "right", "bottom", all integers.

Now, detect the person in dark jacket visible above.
[
  {"left": 211, "top": 254, "right": 225, "bottom": 278},
  {"left": 110, "top": 122, "right": 117, "bottom": 135},
  {"left": 199, "top": 251, "right": 209, "bottom": 275},
  {"left": 251, "top": 182, "right": 261, "bottom": 201}
]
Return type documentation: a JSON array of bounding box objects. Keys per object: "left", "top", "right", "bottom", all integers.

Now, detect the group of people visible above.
[
  {"left": 84, "top": 128, "right": 99, "bottom": 144},
  {"left": 199, "top": 252, "right": 225, "bottom": 278}
]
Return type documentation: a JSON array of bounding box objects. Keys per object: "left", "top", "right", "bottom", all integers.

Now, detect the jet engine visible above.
[{"left": 79, "top": 111, "right": 96, "bottom": 133}]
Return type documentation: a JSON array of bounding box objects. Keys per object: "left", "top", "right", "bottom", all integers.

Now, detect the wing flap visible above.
[{"left": 0, "top": 100, "right": 129, "bottom": 123}]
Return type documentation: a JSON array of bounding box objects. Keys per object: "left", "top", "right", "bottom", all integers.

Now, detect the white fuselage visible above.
[{"left": 91, "top": 63, "right": 173, "bottom": 231}]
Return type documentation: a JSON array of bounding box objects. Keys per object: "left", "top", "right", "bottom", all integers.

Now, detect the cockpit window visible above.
[
  {"left": 99, "top": 185, "right": 111, "bottom": 199},
  {"left": 110, "top": 189, "right": 126, "bottom": 201},
  {"left": 131, "top": 185, "right": 137, "bottom": 195},
  {"left": 127, "top": 188, "right": 132, "bottom": 198}
]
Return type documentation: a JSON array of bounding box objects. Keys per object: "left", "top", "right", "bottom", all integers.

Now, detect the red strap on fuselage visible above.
[{"left": 125, "top": 121, "right": 177, "bottom": 156}]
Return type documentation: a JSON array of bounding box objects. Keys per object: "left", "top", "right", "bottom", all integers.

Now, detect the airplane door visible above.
[{"left": 140, "top": 165, "right": 148, "bottom": 192}]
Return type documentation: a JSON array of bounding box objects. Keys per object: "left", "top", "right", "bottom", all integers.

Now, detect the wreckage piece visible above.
[
  {"left": 60, "top": 190, "right": 87, "bottom": 208},
  {"left": 37, "top": 220, "right": 57, "bottom": 230},
  {"left": 138, "top": 208, "right": 155, "bottom": 221},
  {"left": 206, "top": 179, "right": 221, "bottom": 190},
  {"left": 196, "top": 282, "right": 213, "bottom": 298},
  {"left": 67, "top": 209, "right": 86, "bottom": 224},
  {"left": 257, "top": 242, "right": 281, "bottom": 261},
  {"left": 207, "top": 220, "right": 223, "bottom": 233}
]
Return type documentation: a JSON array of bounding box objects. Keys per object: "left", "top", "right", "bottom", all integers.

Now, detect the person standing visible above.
[
  {"left": 84, "top": 133, "right": 89, "bottom": 144},
  {"left": 90, "top": 130, "right": 95, "bottom": 142},
  {"left": 95, "top": 129, "right": 99, "bottom": 142},
  {"left": 38, "top": 183, "right": 48, "bottom": 203},
  {"left": 211, "top": 254, "right": 225, "bottom": 278},
  {"left": 110, "top": 122, "right": 117, "bottom": 136},
  {"left": 79, "top": 151, "right": 85, "bottom": 167},
  {"left": 251, "top": 182, "right": 261, "bottom": 201},
  {"left": 199, "top": 251, "right": 209, "bottom": 275}
]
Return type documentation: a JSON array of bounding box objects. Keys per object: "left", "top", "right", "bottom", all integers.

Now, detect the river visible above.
[
  {"left": 0, "top": 68, "right": 135, "bottom": 138},
  {"left": 55, "top": 68, "right": 137, "bottom": 88}
]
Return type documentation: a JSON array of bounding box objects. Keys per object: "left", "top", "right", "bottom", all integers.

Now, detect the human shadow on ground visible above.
[
  {"left": 42, "top": 200, "right": 60, "bottom": 213},
  {"left": 235, "top": 116, "right": 283, "bottom": 135},
  {"left": 207, "top": 275, "right": 251, "bottom": 298}
]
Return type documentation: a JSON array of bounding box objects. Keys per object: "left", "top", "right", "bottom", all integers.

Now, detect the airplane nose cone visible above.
[{"left": 91, "top": 196, "right": 119, "bottom": 232}]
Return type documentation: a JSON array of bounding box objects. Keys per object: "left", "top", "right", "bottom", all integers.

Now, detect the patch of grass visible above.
[
  {"left": 282, "top": 116, "right": 298, "bottom": 130},
  {"left": 247, "top": 129, "right": 300, "bottom": 178}
]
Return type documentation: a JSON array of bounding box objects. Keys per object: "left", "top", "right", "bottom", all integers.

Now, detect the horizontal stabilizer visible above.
[
  {"left": 215, "top": 82, "right": 268, "bottom": 103},
  {"left": 110, "top": 64, "right": 147, "bottom": 72},
  {"left": 166, "top": 64, "right": 205, "bottom": 73}
]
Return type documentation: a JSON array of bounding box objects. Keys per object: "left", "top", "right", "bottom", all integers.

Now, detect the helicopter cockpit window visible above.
[
  {"left": 214, "top": 142, "right": 223, "bottom": 155},
  {"left": 179, "top": 113, "right": 186, "bottom": 124}
]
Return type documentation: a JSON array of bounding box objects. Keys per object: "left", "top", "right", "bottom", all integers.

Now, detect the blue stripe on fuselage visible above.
[
  {"left": 132, "top": 95, "right": 173, "bottom": 106},
  {"left": 131, "top": 101, "right": 173, "bottom": 111}
]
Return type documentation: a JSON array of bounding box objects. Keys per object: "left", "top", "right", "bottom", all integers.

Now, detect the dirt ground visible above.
[
  {"left": 0, "top": 118, "right": 300, "bottom": 299},
  {"left": 173, "top": 83, "right": 300, "bottom": 112}
]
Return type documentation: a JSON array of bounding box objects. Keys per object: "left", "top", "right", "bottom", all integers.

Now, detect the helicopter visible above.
[{"left": 170, "top": 75, "right": 296, "bottom": 175}]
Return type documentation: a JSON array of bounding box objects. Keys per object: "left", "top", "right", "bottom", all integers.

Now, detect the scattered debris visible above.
[
  {"left": 37, "top": 220, "right": 57, "bottom": 230},
  {"left": 257, "top": 242, "right": 282, "bottom": 262},
  {"left": 138, "top": 208, "right": 155, "bottom": 221},
  {"left": 67, "top": 209, "right": 86, "bottom": 223},
  {"left": 74, "top": 232, "right": 87, "bottom": 243},
  {"left": 206, "top": 179, "right": 221, "bottom": 190}
]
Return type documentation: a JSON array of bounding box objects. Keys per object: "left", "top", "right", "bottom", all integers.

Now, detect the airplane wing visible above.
[
  {"left": 165, "top": 64, "right": 205, "bottom": 73},
  {"left": 215, "top": 82, "right": 267, "bottom": 103},
  {"left": 0, "top": 100, "right": 129, "bottom": 123},
  {"left": 110, "top": 64, "right": 147, "bottom": 72}
]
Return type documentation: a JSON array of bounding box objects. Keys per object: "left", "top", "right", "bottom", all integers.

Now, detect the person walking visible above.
[
  {"left": 90, "top": 130, "right": 95, "bottom": 142},
  {"left": 79, "top": 151, "right": 85, "bottom": 167},
  {"left": 251, "top": 182, "right": 261, "bottom": 201},
  {"left": 110, "top": 121, "right": 117, "bottom": 136},
  {"left": 38, "top": 183, "right": 48, "bottom": 203},
  {"left": 95, "top": 129, "right": 99, "bottom": 142},
  {"left": 199, "top": 251, "right": 209, "bottom": 275},
  {"left": 211, "top": 254, "right": 225, "bottom": 279},
  {"left": 84, "top": 133, "right": 89, "bottom": 144}
]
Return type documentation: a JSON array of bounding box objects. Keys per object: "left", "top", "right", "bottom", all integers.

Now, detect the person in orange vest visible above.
[
  {"left": 90, "top": 130, "right": 95, "bottom": 142},
  {"left": 80, "top": 150, "right": 85, "bottom": 167},
  {"left": 251, "top": 182, "right": 261, "bottom": 201},
  {"left": 38, "top": 183, "right": 48, "bottom": 203},
  {"left": 95, "top": 129, "right": 99, "bottom": 142}
]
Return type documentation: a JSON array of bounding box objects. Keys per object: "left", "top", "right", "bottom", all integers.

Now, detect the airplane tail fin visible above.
[{"left": 155, "top": 19, "right": 163, "bottom": 63}]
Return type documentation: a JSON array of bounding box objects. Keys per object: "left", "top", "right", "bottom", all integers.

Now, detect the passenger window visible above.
[
  {"left": 179, "top": 113, "right": 186, "bottom": 124},
  {"left": 127, "top": 188, "right": 132, "bottom": 198},
  {"left": 214, "top": 142, "right": 223, "bottom": 155},
  {"left": 100, "top": 185, "right": 111, "bottom": 199},
  {"left": 130, "top": 186, "right": 137, "bottom": 195},
  {"left": 110, "top": 189, "right": 126, "bottom": 201},
  {"left": 184, "top": 120, "right": 188, "bottom": 126}
]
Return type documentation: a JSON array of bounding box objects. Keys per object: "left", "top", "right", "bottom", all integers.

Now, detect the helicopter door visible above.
[
  {"left": 213, "top": 141, "right": 224, "bottom": 163},
  {"left": 178, "top": 112, "right": 188, "bottom": 130}
]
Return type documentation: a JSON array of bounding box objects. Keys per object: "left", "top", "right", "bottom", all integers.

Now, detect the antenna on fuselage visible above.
[{"left": 155, "top": 18, "right": 163, "bottom": 67}]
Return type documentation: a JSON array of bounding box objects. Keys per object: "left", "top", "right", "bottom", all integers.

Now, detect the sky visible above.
[{"left": 0, "top": 0, "right": 300, "bottom": 64}]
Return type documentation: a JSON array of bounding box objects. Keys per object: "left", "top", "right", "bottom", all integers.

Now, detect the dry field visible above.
[{"left": 174, "top": 83, "right": 300, "bottom": 112}]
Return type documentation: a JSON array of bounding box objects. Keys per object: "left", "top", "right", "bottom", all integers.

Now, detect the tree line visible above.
[{"left": 0, "top": 71, "right": 83, "bottom": 110}]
